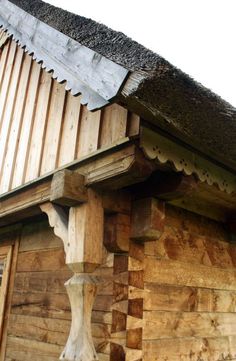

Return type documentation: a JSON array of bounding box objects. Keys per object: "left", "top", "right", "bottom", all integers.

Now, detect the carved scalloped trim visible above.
[
  {"left": 140, "top": 127, "right": 236, "bottom": 194},
  {"left": 0, "top": 0, "right": 128, "bottom": 111}
]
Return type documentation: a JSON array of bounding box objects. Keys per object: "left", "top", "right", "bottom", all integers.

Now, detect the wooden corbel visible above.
[
  {"left": 131, "top": 197, "right": 165, "bottom": 241},
  {"left": 40, "top": 177, "right": 104, "bottom": 361}
]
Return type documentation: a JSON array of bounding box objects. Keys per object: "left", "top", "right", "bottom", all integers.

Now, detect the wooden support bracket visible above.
[
  {"left": 40, "top": 188, "right": 104, "bottom": 361},
  {"left": 131, "top": 197, "right": 165, "bottom": 242}
]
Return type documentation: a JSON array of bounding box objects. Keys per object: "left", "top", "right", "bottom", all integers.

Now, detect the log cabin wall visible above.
[
  {"left": 2, "top": 217, "right": 113, "bottom": 361},
  {"left": 141, "top": 204, "right": 236, "bottom": 360},
  {"left": 0, "top": 38, "right": 139, "bottom": 195}
]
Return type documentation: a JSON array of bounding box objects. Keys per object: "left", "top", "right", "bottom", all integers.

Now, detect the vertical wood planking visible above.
[
  {"left": 0, "top": 55, "right": 32, "bottom": 194},
  {"left": 11, "top": 61, "right": 41, "bottom": 189},
  {"left": 57, "top": 93, "right": 81, "bottom": 167},
  {"left": 0, "top": 42, "right": 16, "bottom": 134},
  {"left": 0, "top": 40, "right": 140, "bottom": 195},
  {"left": 40, "top": 82, "right": 66, "bottom": 175},
  {"left": 99, "top": 104, "right": 128, "bottom": 148},
  {"left": 76, "top": 106, "right": 101, "bottom": 158},
  {"left": 0, "top": 41, "right": 10, "bottom": 92},
  {"left": 0, "top": 47, "right": 23, "bottom": 173},
  {"left": 24, "top": 71, "right": 52, "bottom": 183}
]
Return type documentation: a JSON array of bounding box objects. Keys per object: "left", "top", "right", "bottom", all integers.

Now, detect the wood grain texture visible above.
[{"left": 0, "top": 38, "right": 140, "bottom": 196}]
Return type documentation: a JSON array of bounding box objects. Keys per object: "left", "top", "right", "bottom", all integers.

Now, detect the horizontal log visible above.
[
  {"left": 143, "top": 311, "right": 236, "bottom": 339},
  {"left": 14, "top": 270, "right": 72, "bottom": 294},
  {"left": 16, "top": 248, "right": 67, "bottom": 272},
  {"left": 8, "top": 314, "right": 70, "bottom": 346},
  {"left": 144, "top": 226, "right": 236, "bottom": 269},
  {"left": 144, "top": 257, "right": 236, "bottom": 291},
  {"left": 5, "top": 336, "right": 63, "bottom": 361},
  {"left": 143, "top": 336, "right": 236, "bottom": 361},
  {"left": 19, "top": 220, "right": 62, "bottom": 252},
  {"left": 11, "top": 291, "right": 71, "bottom": 320},
  {"left": 129, "top": 283, "right": 236, "bottom": 313}
]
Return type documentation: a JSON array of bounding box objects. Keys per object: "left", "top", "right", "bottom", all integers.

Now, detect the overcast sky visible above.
[{"left": 47, "top": 0, "right": 236, "bottom": 107}]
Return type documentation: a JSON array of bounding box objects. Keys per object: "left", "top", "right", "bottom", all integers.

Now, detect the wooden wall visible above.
[
  {"left": 2, "top": 218, "right": 113, "bottom": 361},
  {"left": 0, "top": 38, "right": 139, "bottom": 195},
  {"left": 142, "top": 205, "right": 236, "bottom": 360}
]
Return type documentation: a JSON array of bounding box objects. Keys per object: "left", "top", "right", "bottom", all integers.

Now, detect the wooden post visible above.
[{"left": 40, "top": 188, "right": 104, "bottom": 361}]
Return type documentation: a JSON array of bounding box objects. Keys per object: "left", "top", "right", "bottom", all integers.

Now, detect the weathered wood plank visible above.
[
  {"left": 19, "top": 220, "right": 62, "bottom": 252},
  {"left": 0, "top": 41, "right": 17, "bottom": 132},
  {"left": 143, "top": 336, "right": 236, "bottom": 361},
  {"left": 57, "top": 93, "right": 81, "bottom": 167},
  {"left": 11, "top": 61, "right": 41, "bottom": 188},
  {"left": 16, "top": 248, "right": 67, "bottom": 272},
  {"left": 143, "top": 311, "right": 236, "bottom": 339},
  {"left": 0, "top": 46, "right": 23, "bottom": 173},
  {"left": 24, "top": 70, "right": 52, "bottom": 183},
  {"left": 129, "top": 283, "right": 236, "bottom": 313},
  {"left": 0, "top": 54, "right": 32, "bottom": 193},
  {"left": 144, "top": 256, "right": 236, "bottom": 291},
  {"left": 77, "top": 106, "right": 101, "bottom": 158},
  {"left": 5, "top": 336, "right": 63, "bottom": 361},
  {"left": 99, "top": 104, "right": 127, "bottom": 148},
  {"left": 40, "top": 82, "right": 66, "bottom": 175}
]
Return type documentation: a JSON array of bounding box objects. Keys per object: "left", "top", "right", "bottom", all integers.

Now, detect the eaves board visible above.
[
  {"left": 0, "top": 0, "right": 129, "bottom": 110},
  {"left": 141, "top": 127, "right": 236, "bottom": 195}
]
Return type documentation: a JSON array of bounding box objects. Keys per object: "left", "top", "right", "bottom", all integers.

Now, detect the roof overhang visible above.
[{"left": 0, "top": 0, "right": 129, "bottom": 110}]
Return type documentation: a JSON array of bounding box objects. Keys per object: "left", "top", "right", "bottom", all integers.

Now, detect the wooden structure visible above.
[{"left": 0, "top": 0, "right": 236, "bottom": 360}]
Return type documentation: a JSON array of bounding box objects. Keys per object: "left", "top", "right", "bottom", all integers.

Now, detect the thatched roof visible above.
[{"left": 8, "top": 0, "right": 236, "bottom": 172}]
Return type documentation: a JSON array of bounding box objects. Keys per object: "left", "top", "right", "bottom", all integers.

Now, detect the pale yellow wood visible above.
[
  {"left": 8, "top": 314, "right": 70, "bottom": 346},
  {"left": 11, "top": 61, "right": 41, "bottom": 189},
  {"left": 58, "top": 93, "right": 81, "bottom": 167},
  {"left": 0, "top": 41, "right": 10, "bottom": 91},
  {"left": 144, "top": 256, "right": 236, "bottom": 291},
  {"left": 99, "top": 104, "right": 127, "bottom": 148},
  {"left": 6, "top": 336, "right": 63, "bottom": 361},
  {"left": 0, "top": 54, "right": 32, "bottom": 193},
  {"left": 77, "top": 107, "right": 101, "bottom": 158},
  {"left": 60, "top": 274, "right": 99, "bottom": 361},
  {"left": 68, "top": 189, "right": 104, "bottom": 272},
  {"left": 40, "top": 81, "right": 66, "bottom": 175},
  {"left": 0, "top": 47, "right": 23, "bottom": 173},
  {"left": 143, "top": 336, "right": 236, "bottom": 361},
  {"left": 0, "top": 42, "right": 17, "bottom": 133},
  {"left": 142, "top": 311, "right": 236, "bottom": 339},
  {"left": 24, "top": 70, "right": 52, "bottom": 183}
]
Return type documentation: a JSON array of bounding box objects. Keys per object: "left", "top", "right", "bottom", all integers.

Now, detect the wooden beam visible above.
[
  {"left": 104, "top": 213, "right": 130, "bottom": 253},
  {"left": 50, "top": 169, "right": 87, "bottom": 206},
  {"left": 41, "top": 190, "right": 104, "bottom": 361},
  {"left": 0, "top": 143, "right": 151, "bottom": 226},
  {"left": 132, "top": 171, "right": 198, "bottom": 201},
  {"left": 130, "top": 198, "right": 165, "bottom": 242}
]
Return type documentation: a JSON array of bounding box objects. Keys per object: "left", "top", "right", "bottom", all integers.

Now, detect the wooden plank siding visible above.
[
  {"left": 142, "top": 205, "right": 236, "bottom": 361},
  {"left": 0, "top": 39, "right": 140, "bottom": 196},
  {"left": 3, "top": 218, "right": 114, "bottom": 360}
]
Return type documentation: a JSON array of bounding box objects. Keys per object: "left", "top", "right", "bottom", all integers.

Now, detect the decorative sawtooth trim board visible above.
[
  {"left": 0, "top": 0, "right": 129, "bottom": 110},
  {"left": 140, "top": 126, "right": 236, "bottom": 195}
]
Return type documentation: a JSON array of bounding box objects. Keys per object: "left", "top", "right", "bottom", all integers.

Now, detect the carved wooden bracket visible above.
[
  {"left": 131, "top": 197, "right": 165, "bottom": 241},
  {"left": 40, "top": 188, "right": 104, "bottom": 361}
]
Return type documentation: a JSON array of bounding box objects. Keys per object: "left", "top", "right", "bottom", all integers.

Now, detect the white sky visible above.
[{"left": 47, "top": 0, "right": 236, "bottom": 107}]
